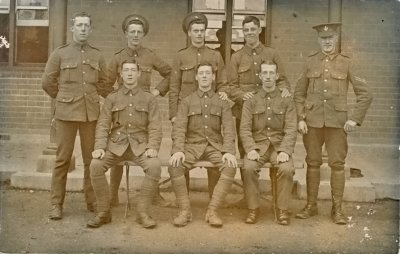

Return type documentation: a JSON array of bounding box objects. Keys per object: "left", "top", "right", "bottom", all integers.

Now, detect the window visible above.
[
  {"left": 192, "top": 0, "right": 268, "bottom": 61},
  {"left": 0, "top": 0, "right": 49, "bottom": 65}
]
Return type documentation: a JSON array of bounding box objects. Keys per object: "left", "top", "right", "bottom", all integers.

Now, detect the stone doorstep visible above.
[{"left": 11, "top": 165, "right": 379, "bottom": 202}]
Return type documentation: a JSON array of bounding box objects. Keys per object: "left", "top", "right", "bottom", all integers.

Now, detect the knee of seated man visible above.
[
  {"left": 220, "top": 166, "right": 236, "bottom": 178},
  {"left": 145, "top": 158, "right": 161, "bottom": 177},
  {"left": 168, "top": 166, "right": 185, "bottom": 178},
  {"left": 243, "top": 159, "right": 260, "bottom": 173},
  {"left": 277, "top": 162, "right": 295, "bottom": 176},
  {"left": 90, "top": 159, "right": 106, "bottom": 177}
]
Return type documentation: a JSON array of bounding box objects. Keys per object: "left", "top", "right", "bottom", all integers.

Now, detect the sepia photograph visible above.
[{"left": 0, "top": 0, "right": 399, "bottom": 253}]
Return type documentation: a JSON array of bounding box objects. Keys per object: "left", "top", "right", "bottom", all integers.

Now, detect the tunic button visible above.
[
  {"left": 256, "top": 73, "right": 259, "bottom": 76},
  {"left": 204, "top": 105, "right": 208, "bottom": 108},
  {"left": 325, "top": 69, "right": 328, "bottom": 72},
  {"left": 84, "top": 92, "right": 87, "bottom": 95},
  {"left": 267, "top": 107, "right": 271, "bottom": 110},
  {"left": 325, "top": 59, "right": 329, "bottom": 62},
  {"left": 204, "top": 95, "right": 207, "bottom": 98},
  {"left": 129, "top": 104, "right": 132, "bottom": 107},
  {"left": 324, "top": 100, "right": 327, "bottom": 102},
  {"left": 267, "top": 117, "right": 271, "bottom": 120},
  {"left": 130, "top": 93, "right": 132, "bottom": 96},
  {"left": 253, "top": 52, "right": 256, "bottom": 55},
  {"left": 83, "top": 71, "right": 86, "bottom": 74},
  {"left": 324, "top": 79, "right": 327, "bottom": 82},
  {"left": 117, "top": 132, "right": 120, "bottom": 135},
  {"left": 81, "top": 50, "right": 85, "bottom": 53},
  {"left": 267, "top": 127, "right": 270, "bottom": 130},
  {"left": 267, "top": 97, "right": 270, "bottom": 100},
  {"left": 128, "top": 124, "right": 132, "bottom": 127},
  {"left": 324, "top": 89, "right": 327, "bottom": 92},
  {"left": 82, "top": 60, "right": 86, "bottom": 64},
  {"left": 83, "top": 82, "right": 86, "bottom": 85},
  {"left": 206, "top": 136, "right": 208, "bottom": 139},
  {"left": 205, "top": 126, "right": 208, "bottom": 129},
  {"left": 192, "top": 112, "right": 195, "bottom": 114},
  {"left": 129, "top": 113, "right": 132, "bottom": 116},
  {"left": 254, "top": 62, "right": 257, "bottom": 65},
  {"left": 204, "top": 115, "right": 208, "bottom": 118}
]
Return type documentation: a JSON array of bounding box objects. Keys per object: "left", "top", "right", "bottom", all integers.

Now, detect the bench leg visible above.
[
  {"left": 124, "top": 162, "right": 130, "bottom": 218},
  {"left": 270, "top": 167, "right": 278, "bottom": 221}
]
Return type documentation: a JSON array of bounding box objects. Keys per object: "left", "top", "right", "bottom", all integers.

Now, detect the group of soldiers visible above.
[{"left": 41, "top": 11, "right": 372, "bottom": 229}]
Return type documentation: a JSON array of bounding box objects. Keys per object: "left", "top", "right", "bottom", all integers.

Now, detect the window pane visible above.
[
  {"left": 0, "top": 13, "right": 9, "bottom": 62},
  {"left": 193, "top": 0, "right": 225, "bottom": 11},
  {"left": 16, "top": 26, "right": 48, "bottom": 63},
  {"left": 16, "top": 0, "right": 48, "bottom": 7},
  {"left": 234, "top": 0, "right": 265, "bottom": 11}
]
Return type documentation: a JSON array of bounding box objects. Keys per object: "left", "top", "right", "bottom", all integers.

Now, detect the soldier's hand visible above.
[
  {"left": 169, "top": 152, "right": 185, "bottom": 167},
  {"left": 222, "top": 153, "right": 238, "bottom": 168},
  {"left": 171, "top": 116, "right": 177, "bottom": 123},
  {"left": 218, "top": 92, "right": 228, "bottom": 100},
  {"left": 243, "top": 92, "right": 255, "bottom": 101},
  {"left": 144, "top": 148, "right": 158, "bottom": 158},
  {"left": 344, "top": 120, "right": 357, "bottom": 133},
  {"left": 247, "top": 150, "right": 260, "bottom": 161},
  {"left": 277, "top": 152, "right": 289, "bottom": 163},
  {"left": 298, "top": 120, "right": 308, "bottom": 135},
  {"left": 92, "top": 149, "right": 105, "bottom": 159},
  {"left": 279, "top": 88, "right": 291, "bottom": 98},
  {"left": 151, "top": 88, "right": 160, "bottom": 97}
]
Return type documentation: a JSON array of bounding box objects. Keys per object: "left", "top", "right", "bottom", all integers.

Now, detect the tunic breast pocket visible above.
[
  {"left": 180, "top": 63, "right": 196, "bottom": 86},
  {"left": 330, "top": 71, "right": 348, "bottom": 94},
  {"left": 111, "top": 104, "right": 127, "bottom": 126},
  {"left": 252, "top": 105, "right": 266, "bottom": 131},
  {"left": 271, "top": 105, "right": 286, "bottom": 129},
  {"left": 134, "top": 104, "right": 149, "bottom": 126},
  {"left": 60, "top": 61, "right": 78, "bottom": 83},
  {"left": 306, "top": 71, "right": 321, "bottom": 93},
  {"left": 238, "top": 62, "right": 253, "bottom": 84},
  {"left": 85, "top": 61, "right": 100, "bottom": 83}
]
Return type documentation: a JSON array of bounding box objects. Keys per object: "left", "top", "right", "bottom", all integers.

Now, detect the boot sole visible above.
[{"left": 86, "top": 217, "right": 112, "bottom": 228}]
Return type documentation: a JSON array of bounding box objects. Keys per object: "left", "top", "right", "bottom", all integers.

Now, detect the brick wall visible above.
[
  {"left": 0, "top": 70, "right": 51, "bottom": 134},
  {"left": 1, "top": 0, "right": 399, "bottom": 145}
]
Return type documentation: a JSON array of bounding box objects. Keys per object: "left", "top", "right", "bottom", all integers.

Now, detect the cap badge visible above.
[{"left": 323, "top": 25, "right": 329, "bottom": 31}]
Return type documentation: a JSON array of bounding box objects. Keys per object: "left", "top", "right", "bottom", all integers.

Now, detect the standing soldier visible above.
[
  {"left": 87, "top": 60, "right": 162, "bottom": 229},
  {"left": 42, "top": 12, "right": 109, "bottom": 220},
  {"left": 294, "top": 23, "right": 372, "bottom": 224},
  {"left": 169, "top": 12, "right": 229, "bottom": 196},
  {"left": 240, "top": 61, "right": 297, "bottom": 225},
  {"left": 106, "top": 14, "right": 171, "bottom": 207},
  {"left": 228, "top": 15, "right": 291, "bottom": 206},
  {"left": 168, "top": 63, "right": 237, "bottom": 227}
]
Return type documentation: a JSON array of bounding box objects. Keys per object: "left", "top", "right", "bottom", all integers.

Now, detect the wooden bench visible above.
[{"left": 119, "top": 160, "right": 304, "bottom": 218}]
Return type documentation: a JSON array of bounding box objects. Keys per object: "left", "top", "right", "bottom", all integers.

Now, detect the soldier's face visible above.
[
  {"left": 196, "top": 65, "right": 214, "bottom": 91},
  {"left": 243, "top": 21, "right": 261, "bottom": 46},
  {"left": 71, "top": 17, "right": 92, "bottom": 43},
  {"left": 318, "top": 35, "right": 338, "bottom": 54},
  {"left": 188, "top": 23, "right": 206, "bottom": 45},
  {"left": 121, "top": 63, "right": 140, "bottom": 86},
  {"left": 126, "top": 24, "right": 144, "bottom": 47},
  {"left": 260, "top": 64, "right": 278, "bottom": 90}
]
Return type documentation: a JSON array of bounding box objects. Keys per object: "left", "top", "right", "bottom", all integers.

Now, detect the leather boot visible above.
[
  {"left": 205, "top": 209, "right": 223, "bottom": 227},
  {"left": 331, "top": 168, "right": 346, "bottom": 225},
  {"left": 296, "top": 167, "right": 320, "bottom": 219},
  {"left": 49, "top": 204, "right": 63, "bottom": 220},
  {"left": 206, "top": 174, "right": 234, "bottom": 227},
  {"left": 87, "top": 211, "right": 112, "bottom": 228},
  {"left": 136, "top": 213, "right": 157, "bottom": 229},
  {"left": 136, "top": 175, "right": 158, "bottom": 229},
  {"left": 109, "top": 167, "right": 123, "bottom": 207},
  {"left": 245, "top": 208, "right": 260, "bottom": 224},
  {"left": 171, "top": 175, "right": 192, "bottom": 227}
]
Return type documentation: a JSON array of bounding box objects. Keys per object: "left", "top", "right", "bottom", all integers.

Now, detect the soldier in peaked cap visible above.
[
  {"left": 169, "top": 12, "right": 230, "bottom": 197},
  {"left": 42, "top": 12, "right": 109, "bottom": 220},
  {"left": 294, "top": 22, "right": 372, "bottom": 224},
  {"left": 106, "top": 14, "right": 172, "bottom": 208}
]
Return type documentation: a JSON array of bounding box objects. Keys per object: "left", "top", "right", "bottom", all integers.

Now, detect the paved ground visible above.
[{"left": 0, "top": 182, "right": 399, "bottom": 254}]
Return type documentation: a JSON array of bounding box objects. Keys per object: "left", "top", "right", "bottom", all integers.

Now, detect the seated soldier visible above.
[
  {"left": 87, "top": 60, "right": 162, "bottom": 229},
  {"left": 240, "top": 61, "right": 297, "bottom": 225},
  {"left": 169, "top": 63, "right": 237, "bottom": 228}
]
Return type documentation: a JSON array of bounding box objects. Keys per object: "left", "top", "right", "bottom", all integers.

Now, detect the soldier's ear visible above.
[
  {"left": 212, "top": 73, "right": 216, "bottom": 81},
  {"left": 275, "top": 73, "right": 279, "bottom": 80}
]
